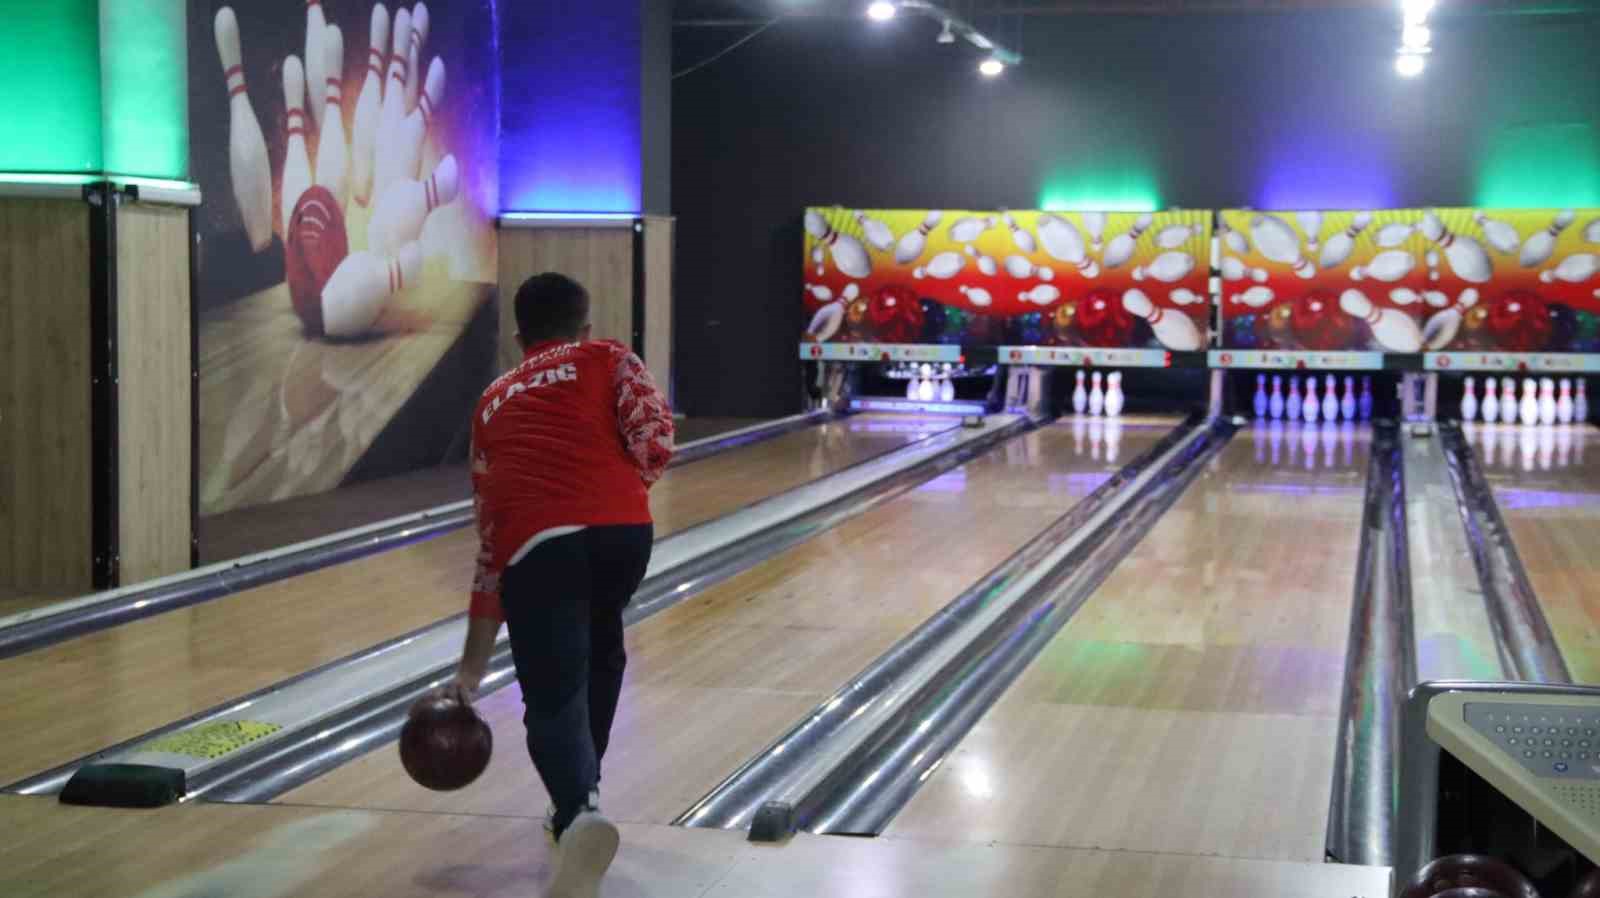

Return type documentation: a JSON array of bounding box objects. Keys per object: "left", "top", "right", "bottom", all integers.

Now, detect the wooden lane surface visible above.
[
  {"left": 885, "top": 424, "right": 1373, "bottom": 863},
  {"left": 1474, "top": 422, "right": 1600, "bottom": 683},
  {"left": 275, "top": 418, "right": 1185, "bottom": 823},
  {"left": 0, "top": 795, "right": 1392, "bottom": 898},
  {"left": 0, "top": 414, "right": 945, "bottom": 786}
]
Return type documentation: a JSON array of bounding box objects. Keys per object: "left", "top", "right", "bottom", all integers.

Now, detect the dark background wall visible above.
[{"left": 669, "top": 7, "right": 1600, "bottom": 418}]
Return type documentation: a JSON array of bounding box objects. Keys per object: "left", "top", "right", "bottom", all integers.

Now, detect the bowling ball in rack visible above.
[
  {"left": 400, "top": 694, "right": 493, "bottom": 791},
  {"left": 1570, "top": 869, "right": 1600, "bottom": 898},
  {"left": 1400, "top": 854, "right": 1542, "bottom": 898}
]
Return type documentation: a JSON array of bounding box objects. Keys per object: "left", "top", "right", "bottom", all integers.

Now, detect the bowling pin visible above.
[
  {"left": 1321, "top": 212, "right": 1372, "bottom": 269},
  {"left": 1217, "top": 216, "right": 1248, "bottom": 255},
  {"left": 1460, "top": 376, "right": 1478, "bottom": 422},
  {"left": 1585, "top": 219, "right": 1600, "bottom": 244},
  {"left": 1474, "top": 211, "right": 1520, "bottom": 254},
  {"left": 1539, "top": 253, "right": 1600, "bottom": 284},
  {"left": 1501, "top": 378, "right": 1517, "bottom": 424},
  {"left": 1019, "top": 285, "right": 1061, "bottom": 306},
  {"left": 1288, "top": 376, "right": 1302, "bottom": 421},
  {"left": 940, "top": 378, "right": 955, "bottom": 402},
  {"left": 351, "top": 4, "right": 389, "bottom": 205},
  {"left": 1102, "top": 214, "right": 1153, "bottom": 269},
  {"left": 1105, "top": 372, "right": 1125, "bottom": 417},
  {"left": 1539, "top": 378, "right": 1557, "bottom": 425},
  {"left": 913, "top": 251, "right": 964, "bottom": 280},
  {"left": 1269, "top": 375, "right": 1285, "bottom": 419},
  {"left": 805, "top": 210, "right": 873, "bottom": 279},
  {"left": 1481, "top": 376, "right": 1500, "bottom": 424},
  {"left": 405, "top": 2, "right": 429, "bottom": 113},
  {"left": 1170, "top": 288, "right": 1205, "bottom": 306},
  {"left": 1420, "top": 210, "right": 1492, "bottom": 283},
  {"left": 1520, "top": 210, "right": 1575, "bottom": 268},
  {"left": 315, "top": 26, "right": 349, "bottom": 208},
  {"left": 854, "top": 211, "right": 894, "bottom": 252},
  {"left": 805, "top": 302, "right": 843, "bottom": 342},
  {"left": 1221, "top": 257, "right": 1268, "bottom": 283},
  {"left": 390, "top": 56, "right": 445, "bottom": 186},
  {"left": 321, "top": 242, "right": 422, "bottom": 337},
  {"left": 895, "top": 211, "right": 941, "bottom": 265},
  {"left": 1558, "top": 378, "right": 1574, "bottom": 424},
  {"left": 1072, "top": 370, "right": 1088, "bottom": 414},
  {"left": 1084, "top": 212, "right": 1107, "bottom": 252},
  {"left": 1341, "top": 376, "right": 1356, "bottom": 421},
  {"left": 1253, "top": 374, "right": 1268, "bottom": 417},
  {"left": 1520, "top": 378, "right": 1539, "bottom": 427},
  {"left": 1297, "top": 211, "right": 1323, "bottom": 252},
  {"left": 1004, "top": 255, "right": 1054, "bottom": 281},
  {"left": 1341, "top": 288, "right": 1422, "bottom": 352},
  {"left": 948, "top": 215, "right": 993, "bottom": 244},
  {"left": 1001, "top": 212, "right": 1037, "bottom": 254},
  {"left": 373, "top": 8, "right": 412, "bottom": 195},
  {"left": 1037, "top": 215, "right": 1099, "bottom": 277},
  {"left": 369, "top": 154, "right": 458, "bottom": 255},
  {"left": 967, "top": 248, "right": 998, "bottom": 276},
  {"left": 1322, "top": 376, "right": 1338, "bottom": 422},
  {"left": 1251, "top": 214, "right": 1316, "bottom": 278},
  {"left": 1122, "top": 288, "right": 1202, "bottom": 351},
  {"left": 958, "top": 285, "right": 993, "bottom": 307},
  {"left": 1132, "top": 252, "right": 1194, "bottom": 283},
  {"left": 1155, "top": 223, "right": 1198, "bottom": 249},
  {"left": 1421, "top": 288, "right": 1480, "bottom": 351},
  {"left": 1577, "top": 379, "right": 1590, "bottom": 422},
  {"left": 1231, "top": 286, "right": 1274, "bottom": 308},
  {"left": 305, "top": 0, "right": 327, "bottom": 131},
  {"left": 905, "top": 376, "right": 918, "bottom": 400},
  {"left": 1351, "top": 250, "right": 1415, "bottom": 283},
  {"left": 215, "top": 7, "right": 272, "bottom": 252},
  {"left": 281, "top": 55, "right": 313, "bottom": 236},
  {"left": 1303, "top": 376, "right": 1321, "bottom": 424},
  {"left": 1359, "top": 376, "right": 1374, "bottom": 421},
  {"left": 1089, "top": 372, "right": 1105, "bottom": 416},
  {"left": 919, "top": 377, "right": 936, "bottom": 402},
  {"left": 1375, "top": 222, "right": 1414, "bottom": 248}
]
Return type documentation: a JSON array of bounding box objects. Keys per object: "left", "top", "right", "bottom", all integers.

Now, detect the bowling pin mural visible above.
[
  {"left": 1131, "top": 252, "right": 1194, "bottom": 283},
  {"left": 1004, "top": 255, "right": 1054, "bottom": 281},
  {"left": 896, "top": 211, "right": 942, "bottom": 265},
  {"left": 854, "top": 211, "right": 894, "bottom": 252},
  {"left": 1474, "top": 211, "right": 1519, "bottom": 254},
  {"left": 1520, "top": 210, "right": 1574, "bottom": 268},
  {"left": 373, "top": 7, "right": 413, "bottom": 196},
  {"left": 369, "top": 155, "right": 459, "bottom": 255},
  {"left": 1122, "top": 289, "right": 1202, "bottom": 351},
  {"left": 1320, "top": 213, "right": 1371, "bottom": 269},
  {"left": 406, "top": 2, "right": 430, "bottom": 114},
  {"left": 1037, "top": 215, "right": 1099, "bottom": 278},
  {"left": 351, "top": 4, "right": 389, "bottom": 206},
  {"left": 1001, "top": 212, "right": 1037, "bottom": 254},
  {"left": 1083, "top": 212, "right": 1106, "bottom": 252},
  {"left": 1419, "top": 210, "right": 1492, "bottom": 283},
  {"left": 1251, "top": 214, "right": 1316, "bottom": 278},
  {"left": 1340, "top": 289, "right": 1422, "bottom": 352},
  {"left": 215, "top": 7, "right": 272, "bottom": 252},
  {"left": 806, "top": 210, "right": 872, "bottom": 279},
  {"left": 305, "top": 0, "right": 327, "bottom": 131},
  {"left": 315, "top": 26, "right": 349, "bottom": 208},
  {"left": 1103, "top": 214, "right": 1153, "bottom": 269},
  {"left": 1220, "top": 257, "right": 1267, "bottom": 283},
  {"left": 321, "top": 242, "right": 423, "bottom": 337},
  {"left": 390, "top": 56, "right": 446, "bottom": 186},
  {"left": 281, "top": 55, "right": 313, "bottom": 237}
]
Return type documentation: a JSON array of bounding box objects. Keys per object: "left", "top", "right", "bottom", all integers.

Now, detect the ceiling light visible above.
[
  {"left": 1396, "top": 53, "right": 1426, "bottom": 77},
  {"left": 979, "top": 58, "right": 1004, "bottom": 77},
  {"left": 867, "top": 2, "right": 896, "bottom": 21},
  {"left": 1402, "top": 24, "right": 1431, "bottom": 49}
]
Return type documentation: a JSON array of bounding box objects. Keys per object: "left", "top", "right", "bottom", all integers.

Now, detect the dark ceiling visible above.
[{"left": 674, "top": 0, "right": 1600, "bottom": 22}]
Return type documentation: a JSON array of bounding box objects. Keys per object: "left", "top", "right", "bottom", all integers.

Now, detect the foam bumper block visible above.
[{"left": 59, "top": 763, "right": 186, "bottom": 808}]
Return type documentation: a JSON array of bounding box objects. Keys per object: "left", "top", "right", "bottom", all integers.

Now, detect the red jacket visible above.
[{"left": 469, "top": 339, "right": 674, "bottom": 621}]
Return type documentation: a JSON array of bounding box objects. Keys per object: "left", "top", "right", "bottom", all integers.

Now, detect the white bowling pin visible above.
[
  {"left": 1421, "top": 288, "right": 1480, "bottom": 351},
  {"left": 1018, "top": 284, "right": 1061, "bottom": 306},
  {"left": 1103, "top": 214, "right": 1153, "bottom": 269},
  {"left": 1123, "top": 288, "right": 1202, "bottom": 351},
  {"left": 1375, "top": 222, "right": 1414, "bottom": 248},
  {"left": 305, "top": 0, "right": 327, "bottom": 131},
  {"left": 854, "top": 211, "right": 894, "bottom": 252},
  {"left": 1155, "top": 223, "right": 1198, "bottom": 249},
  {"left": 1253, "top": 374, "right": 1268, "bottom": 417},
  {"left": 1341, "top": 288, "right": 1422, "bottom": 352},
  {"left": 1577, "top": 379, "right": 1590, "bottom": 422},
  {"left": 369, "top": 154, "right": 458, "bottom": 254},
  {"left": 1481, "top": 376, "right": 1499, "bottom": 424},
  {"left": 1132, "top": 252, "right": 1194, "bottom": 283},
  {"left": 1105, "top": 372, "right": 1125, "bottom": 417},
  {"left": 1420, "top": 210, "right": 1492, "bottom": 283},
  {"left": 919, "top": 377, "right": 936, "bottom": 402},
  {"left": 948, "top": 215, "right": 993, "bottom": 244},
  {"left": 351, "top": 4, "right": 389, "bottom": 205},
  {"left": 1474, "top": 211, "right": 1519, "bottom": 254},
  {"left": 1520, "top": 210, "right": 1575, "bottom": 268},
  {"left": 895, "top": 211, "right": 942, "bottom": 265},
  {"left": 281, "top": 55, "right": 313, "bottom": 236},
  {"left": 1297, "top": 212, "right": 1323, "bottom": 252},
  {"left": 405, "top": 2, "right": 429, "bottom": 114},
  {"left": 959, "top": 285, "right": 993, "bottom": 307},
  {"left": 1460, "top": 376, "right": 1478, "bottom": 422},
  {"left": 1303, "top": 375, "right": 1321, "bottom": 424},
  {"left": 940, "top": 378, "right": 955, "bottom": 402},
  {"left": 1557, "top": 379, "right": 1574, "bottom": 424},
  {"left": 1322, "top": 376, "right": 1338, "bottom": 421},
  {"left": 1231, "top": 286, "right": 1275, "bottom": 308},
  {"left": 805, "top": 285, "right": 833, "bottom": 303},
  {"left": 906, "top": 376, "right": 918, "bottom": 400},
  {"left": 913, "top": 251, "right": 964, "bottom": 280},
  {"left": 1037, "top": 215, "right": 1099, "bottom": 277},
  {"left": 390, "top": 56, "right": 444, "bottom": 185},
  {"left": 1001, "top": 212, "right": 1037, "bottom": 254},
  {"left": 1519, "top": 378, "right": 1539, "bottom": 427},
  {"left": 215, "top": 7, "right": 272, "bottom": 252},
  {"left": 969, "top": 249, "right": 998, "bottom": 276},
  {"left": 1539, "top": 378, "right": 1557, "bottom": 425},
  {"left": 1351, "top": 250, "right": 1415, "bottom": 283},
  {"left": 373, "top": 8, "right": 412, "bottom": 195},
  {"left": 321, "top": 242, "right": 422, "bottom": 337},
  {"left": 1501, "top": 378, "right": 1517, "bottom": 423},
  {"left": 315, "top": 26, "right": 349, "bottom": 208},
  {"left": 1170, "top": 288, "right": 1205, "bottom": 306},
  {"left": 1084, "top": 212, "right": 1107, "bottom": 252},
  {"left": 1072, "top": 370, "right": 1088, "bottom": 414},
  {"left": 1583, "top": 219, "right": 1600, "bottom": 244},
  {"left": 1341, "top": 376, "right": 1357, "bottom": 421},
  {"left": 1004, "top": 255, "right": 1054, "bottom": 281},
  {"left": 1221, "top": 257, "right": 1268, "bottom": 283},
  {"left": 1088, "top": 372, "right": 1105, "bottom": 415},
  {"left": 1539, "top": 253, "right": 1600, "bottom": 284},
  {"left": 805, "top": 302, "right": 843, "bottom": 343},
  {"left": 1288, "top": 376, "right": 1302, "bottom": 420},
  {"left": 1217, "top": 216, "right": 1248, "bottom": 255},
  {"left": 1269, "top": 375, "right": 1285, "bottom": 419},
  {"left": 1251, "top": 214, "right": 1316, "bottom": 278},
  {"left": 805, "top": 210, "right": 873, "bottom": 279},
  {"left": 1320, "top": 212, "right": 1372, "bottom": 269}
]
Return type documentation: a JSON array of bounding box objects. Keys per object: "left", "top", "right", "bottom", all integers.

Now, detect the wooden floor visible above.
[
  {"left": 1474, "top": 422, "right": 1600, "bottom": 683},
  {"left": 0, "top": 796, "right": 1393, "bottom": 898},
  {"left": 0, "top": 415, "right": 948, "bottom": 786},
  {"left": 885, "top": 423, "right": 1371, "bottom": 863},
  {"left": 0, "top": 588, "right": 71, "bottom": 617},
  {"left": 275, "top": 418, "right": 1184, "bottom": 825}
]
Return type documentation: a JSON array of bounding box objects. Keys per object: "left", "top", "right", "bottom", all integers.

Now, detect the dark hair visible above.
[{"left": 514, "top": 273, "right": 590, "bottom": 343}]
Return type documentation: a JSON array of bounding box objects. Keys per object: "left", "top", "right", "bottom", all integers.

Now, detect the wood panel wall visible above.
[
  {"left": 115, "top": 202, "right": 193, "bottom": 584},
  {"left": 0, "top": 199, "right": 94, "bottom": 594},
  {"left": 642, "top": 216, "right": 674, "bottom": 405},
  {"left": 496, "top": 226, "right": 636, "bottom": 372}
]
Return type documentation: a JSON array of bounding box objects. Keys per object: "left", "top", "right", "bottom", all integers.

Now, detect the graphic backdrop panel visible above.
[
  {"left": 1219, "top": 209, "right": 1600, "bottom": 354},
  {"left": 802, "top": 208, "right": 1212, "bottom": 352}
]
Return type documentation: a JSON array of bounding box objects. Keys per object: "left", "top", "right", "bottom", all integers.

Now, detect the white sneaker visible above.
[
  {"left": 542, "top": 789, "right": 600, "bottom": 847},
  {"left": 544, "top": 809, "right": 619, "bottom": 898}
]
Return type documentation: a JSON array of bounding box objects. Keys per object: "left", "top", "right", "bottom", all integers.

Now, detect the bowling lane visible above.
[
  {"left": 885, "top": 421, "right": 1372, "bottom": 863},
  {"left": 275, "top": 417, "right": 1186, "bottom": 824},
  {"left": 1472, "top": 422, "right": 1600, "bottom": 683},
  {"left": 0, "top": 414, "right": 948, "bottom": 786}
]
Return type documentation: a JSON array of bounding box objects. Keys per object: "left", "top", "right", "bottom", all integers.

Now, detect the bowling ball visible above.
[
  {"left": 399, "top": 694, "right": 493, "bottom": 791},
  {"left": 284, "top": 185, "right": 350, "bottom": 337},
  {"left": 1545, "top": 302, "right": 1577, "bottom": 351},
  {"left": 1484, "top": 291, "right": 1551, "bottom": 353},
  {"left": 1400, "top": 855, "right": 1541, "bottom": 898},
  {"left": 1568, "top": 869, "right": 1600, "bottom": 898},
  {"left": 868, "top": 285, "right": 923, "bottom": 344},
  {"left": 1076, "top": 289, "right": 1135, "bottom": 347},
  {"left": 1291, "top": 291, "right": 1357, "bottom": 350}
]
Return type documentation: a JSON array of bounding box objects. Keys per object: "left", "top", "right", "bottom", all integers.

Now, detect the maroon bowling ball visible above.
[
  {"left": 399, "top": 695, "right": 493, "bottom": 791},
  {"left": 1570, "top": 869, "right": 1600, "bottom": 898},
  {"left": 1401, "top": 855, "right": 1541, "bottom": 898}
]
